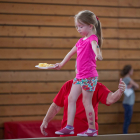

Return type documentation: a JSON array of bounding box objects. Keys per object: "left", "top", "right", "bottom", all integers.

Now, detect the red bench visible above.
[{"left": 4, "top": 120, "right": 61, "bottom": 139}]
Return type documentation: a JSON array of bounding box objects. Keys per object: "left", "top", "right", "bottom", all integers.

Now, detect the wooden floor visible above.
[{"left": 9, "top": 133, "right": 140, "bottom": 140}]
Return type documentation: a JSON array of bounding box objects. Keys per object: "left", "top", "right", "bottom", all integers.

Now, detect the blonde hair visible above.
[{"left": 75, "top": 10, "right": 103, "bottom": 48}]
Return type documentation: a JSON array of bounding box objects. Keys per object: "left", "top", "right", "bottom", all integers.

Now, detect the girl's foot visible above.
[
  {"left": 55, "top": 126, "right": 74, "bottom": 135},
  {"left": 77, "top": 129, "right": 97, "bottom": 137}
]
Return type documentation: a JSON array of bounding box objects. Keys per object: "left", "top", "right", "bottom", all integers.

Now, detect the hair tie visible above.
[{"left": 96, "top": 16, "right": 99, "bottom": 20}]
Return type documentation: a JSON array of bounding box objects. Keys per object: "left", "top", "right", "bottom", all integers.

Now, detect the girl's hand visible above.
[
  {"left": 40, "top": 121, "right": 48, "bottom": 136},
  {"left": 54, "top": 63, "right": 62, "bottom": 70},
  {"left": 118, "top": 78, "right": 126, "bottom": 92},
  {"left": 95, "top": 54, "right": 103, "bottom": 61}
]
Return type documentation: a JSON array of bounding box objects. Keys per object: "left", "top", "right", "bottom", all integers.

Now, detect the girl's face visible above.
[
  {"left": 129, "top": 68, "right": 133, "bottom": 76},
  {"left": 75, "top": 20, "right": 92, "bottom": 36}
]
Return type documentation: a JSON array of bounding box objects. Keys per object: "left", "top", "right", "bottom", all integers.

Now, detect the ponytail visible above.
[{"left": 96, "top": 20, "right": 103, "bottom": 49}]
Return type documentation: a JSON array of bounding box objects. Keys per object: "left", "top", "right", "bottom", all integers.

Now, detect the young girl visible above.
[{"left": 54, "top": 10, "right": 103, "bottom": 137}]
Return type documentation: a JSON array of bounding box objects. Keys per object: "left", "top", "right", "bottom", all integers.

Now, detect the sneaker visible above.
[
  {"left": 77, "top": 129, "right": 97, "bottom": 137},
  {"left": 55, "top": 127, "right": 74, "bottom": 135}
]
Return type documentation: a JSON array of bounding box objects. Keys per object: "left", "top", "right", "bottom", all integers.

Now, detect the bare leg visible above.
[
  {"left": 82, "top": 89, "right": 95, "bottom": 129},
  {"left": 67, "top": 84, "right": 82, "bottom": 126}
]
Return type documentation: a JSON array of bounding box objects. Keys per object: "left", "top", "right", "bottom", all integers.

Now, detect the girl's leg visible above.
[
  {"left": 123, "top": 104, "right": 128, "bottom": 133},
  {"left": 123, "top": 104, "right": 133, "bottom": 134},
  {"left": 67, "top": 84, "right": 82, "bottom": 126},
  {"left": 82, "top": 89, "right": 95, "bottom": 129},
  {"left": 55, "top": 84, "right": 82, "bottom": 135},
  {"left": 123, "top": 104, "right": 131, "bottom": 134},
  {"left": 129, "top": 105, "right": 133, "bottom": 123}
]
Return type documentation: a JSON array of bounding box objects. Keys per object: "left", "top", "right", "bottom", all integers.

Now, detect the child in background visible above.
[
  {"left": 121, "top": 65, "right": 139, "bottom": 133},
  {"left": 54, "top": 10, "right": 103, "bottom": 137}
]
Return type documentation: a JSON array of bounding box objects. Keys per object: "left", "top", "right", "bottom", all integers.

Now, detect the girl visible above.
[
  {"left": 54, "top": 10, "right": 103, "bottom": 137},
  {"left": 121, "top": 65, "right": 139, "bottom": 134}
]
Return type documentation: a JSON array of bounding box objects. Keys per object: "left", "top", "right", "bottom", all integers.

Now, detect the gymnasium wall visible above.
[{"left": 0, "top": 0, "right": 140, "bottom": 138}]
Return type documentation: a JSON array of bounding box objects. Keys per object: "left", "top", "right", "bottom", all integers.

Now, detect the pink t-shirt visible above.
[{"left": 76, "top": 34, "right": 98, "bottom": 79}]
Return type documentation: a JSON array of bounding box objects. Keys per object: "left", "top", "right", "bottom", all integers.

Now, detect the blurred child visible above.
[{"left": 121, "top": 65, "right": 139, "bottom": 133}]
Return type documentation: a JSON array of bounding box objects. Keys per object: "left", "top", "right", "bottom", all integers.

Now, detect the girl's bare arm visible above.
[
  {"left": 129, "top": 79, "right": 139, "bottom": 89},
  {"left": 55, "top": 46, "right": 77, "bottom": 69},
  {"left": 91, "top": 41, "right": 103, "bottom": 61}
]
